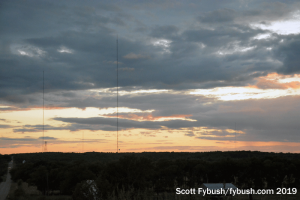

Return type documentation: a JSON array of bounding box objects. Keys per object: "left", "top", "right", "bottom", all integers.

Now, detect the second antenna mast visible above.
[{"left": 117, "top": 36, "right": 119, "bottom": 153}]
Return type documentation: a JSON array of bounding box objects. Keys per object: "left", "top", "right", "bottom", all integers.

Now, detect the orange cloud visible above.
[{"left": 248, "top": 72, "right": 300, "bottom": 89}]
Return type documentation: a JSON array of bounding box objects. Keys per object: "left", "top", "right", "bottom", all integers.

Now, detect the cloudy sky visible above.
[{"left": 1, "top": 0, "right": 300, "bottom": 154}]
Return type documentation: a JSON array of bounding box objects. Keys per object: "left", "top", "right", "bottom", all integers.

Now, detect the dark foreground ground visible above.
[
  {"left": 0, "top": 160, "right": 13, "bottom": 200},
  {"left": 4, "top": 151, "right": 300, "bottom": 200}
]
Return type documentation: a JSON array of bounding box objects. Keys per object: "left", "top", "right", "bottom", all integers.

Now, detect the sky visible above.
[{"left": 1, "top": 0, "right": 300, "bottom": 154}]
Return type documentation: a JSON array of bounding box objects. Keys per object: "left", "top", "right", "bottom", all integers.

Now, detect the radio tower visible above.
[
  {"left": 44, "top": 141, "right": 47, "bottom": 152},
  {"left": 116, "top": 35, "right": 119, "bottom": 153},
  {"left": 82, "top": 132, "right": 84, "bottom": 153},
  {"left": 235, "top": 122, "right": 236, "bottom": 150},
  {"left": 42, "top": 70, "right": 45, "bottom": 152}
]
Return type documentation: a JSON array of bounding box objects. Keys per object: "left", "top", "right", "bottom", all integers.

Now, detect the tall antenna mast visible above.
[
  {"left": 44, "top": 141, "right": 47, "bottom": 152},
  {"left": 82, "top": 132, "right": 84, "bottom": 153},
  {"left": 235, "top": 122, "right": 236, "bottom": 150},
  {"left": 117, "top": 35, "right": 119, "bottom": 153},
  {"left": 43, "top": 70, "right": 44, "bottom": 152}
]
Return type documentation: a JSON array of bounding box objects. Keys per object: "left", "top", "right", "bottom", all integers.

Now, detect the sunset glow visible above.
[{"left": 1, "top": 0, "right": 300, "bottom": 154}]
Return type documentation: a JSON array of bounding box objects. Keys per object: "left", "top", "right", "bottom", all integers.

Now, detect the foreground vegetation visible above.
[
  {"left": 0, "top": 154, "right": 11, "bottom": 182},
  {"left": 9, "top": 151, "right": 300, "bottom": 199}
]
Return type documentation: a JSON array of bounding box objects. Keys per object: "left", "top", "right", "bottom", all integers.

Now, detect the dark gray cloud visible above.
[
  {"left": 13, "top": 125, "right": 70, "bottom": 133},
  {"left": 185, "top": 132, "right": 195, "bottom": 137},
  {"left": 52, "top": 116, "right": 194, "bottom": 131},
  {"left": 151, "top": 25, "right": 179, "bottom": 38},
  {"left": 46, "top": 93, "right": 300, "bottom": 143},
  {"left": 198, "top": 8, "right": 237, "bottom": 24},
  {"left": 38, "top": 136, "right": 57, "bottom": 140},
  {"left": 0, "top": 137, "right": 37, "bottom": 142},
  {"left": 197, "top": 2, "right": 297, "bottom": 25},
  {"left": 2, "top": 0, "right": 300, "bottom": 105},
  {"left": 0, "top": 124, "right": 13, "bottom": 129},
  {"left": 0, "top": 136, "right": 107, "bottom": 148},
  {"left": 276, "top": 35, "right": 300, "bottom": 74}
]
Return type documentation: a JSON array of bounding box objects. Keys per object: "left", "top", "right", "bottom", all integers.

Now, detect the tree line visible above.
[
  {"left": 0, "top": 154, "right": 11, "bottom": 182},
  {"left": 9, "top": 151, "right": 300, "bottom": 199}
]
